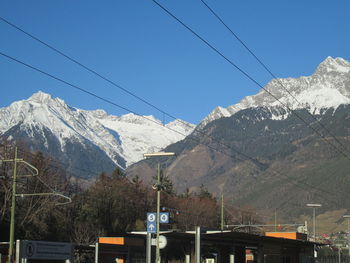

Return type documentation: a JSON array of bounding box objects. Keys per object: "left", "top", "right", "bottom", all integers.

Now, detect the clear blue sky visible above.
[{"left": 1, "top": 0, "right": 349, "bottom": 124}]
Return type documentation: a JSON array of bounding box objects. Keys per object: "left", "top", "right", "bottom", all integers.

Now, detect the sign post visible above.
[{"left": 147, "top": 212, "right": 169, "bottom": 233}]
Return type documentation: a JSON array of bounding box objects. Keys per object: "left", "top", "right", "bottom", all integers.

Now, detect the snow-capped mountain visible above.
[
  {"left": 129, "top": 57, "right": 350, "bottom": 217},
  {"left": 0, "top": 92, "right": 195, "bottom": 171},
  {"left": 199, "top": 57, "right": 350, "bottom": 128}
]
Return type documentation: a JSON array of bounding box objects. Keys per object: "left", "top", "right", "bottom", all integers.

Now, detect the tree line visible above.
[{"left": 0, "top": 142, "right": 261, "bottom": 244}]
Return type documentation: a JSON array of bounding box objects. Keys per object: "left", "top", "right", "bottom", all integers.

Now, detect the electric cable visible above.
[
  {"left": 199, "top": 0, "right": 348, "bottom": 153},
  {"left": 0, "top": 51, "right": 342, "bottom": 208},
  {"left": 1, "top": 8, "right": 348, "bottom": 209},
  {"left": 1, "top": 14, "right": 347, "bottom": 204},
  {"left": 0, "top": 51, "right": 248, "bottom": 167},
  {"left": 0, "top": 16, "right": 182, "bottom": 126},
  {"left": 0, "top": 15, "right": 226, "bottom": 156},
  {"left": 151, "top": 0, "right": 350, "bottom": 163}
]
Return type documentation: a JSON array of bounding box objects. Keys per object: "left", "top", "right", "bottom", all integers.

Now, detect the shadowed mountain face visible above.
[
  {"left": 128, "top": 105, "right": 350, "bottom": 217},
  {"left": 128, "top": 58, "right": 350, "bottom": 218},
  {"left": 1, "top": 57, "right": 350, "bottom": 218}
]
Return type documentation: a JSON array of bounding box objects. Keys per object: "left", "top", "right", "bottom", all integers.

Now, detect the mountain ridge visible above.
[
  {"left": 0, "top": 91, "right": 195, "bottom": 173},
  {"left": 127, "top": 56, "right": 350, "bottom": 219},
  {"left": 199, "top": 57, "right": 350, "bottom": 128}
]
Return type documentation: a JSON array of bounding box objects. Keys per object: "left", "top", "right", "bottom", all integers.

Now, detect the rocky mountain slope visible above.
[
  {"left": 127, "top": 57, "right": 350, "bottom": 218},
  {"left": 0, "top": 91, "right": 195, "bottom": 177}
]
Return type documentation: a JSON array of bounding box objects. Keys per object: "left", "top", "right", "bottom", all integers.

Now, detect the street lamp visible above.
[
  {"left": 343, "top": 215, "right": 350, "bottom": 256},
  {"left": 306, "top": 203, "right": 322, "bottom": 241},
  {"left": 144, "top": 152, "right": 175, "bottom": 263}
]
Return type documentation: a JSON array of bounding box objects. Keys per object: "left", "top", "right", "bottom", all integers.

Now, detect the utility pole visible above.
[
  {"left": 156, "top": 163, "right": 161, "bottom": 263},
  {"left": 1, "top": 147, "right": 71, "bottom": 263},
  {"left": 143, "top": 152, "right": 175, "bottom": 263},
  {"left": 8, "top": 147, "right": 18, "bottom": 263},
  {"left": 306, "top": 203, "right": 321, "bottom": 241},
  {"left": 2, "top": 147, "right": 39, "bottom": 263}
]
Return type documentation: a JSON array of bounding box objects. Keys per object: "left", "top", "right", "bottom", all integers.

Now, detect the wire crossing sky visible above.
[{"left": 0, "top": 1, "right": 349, "bottom": 124}]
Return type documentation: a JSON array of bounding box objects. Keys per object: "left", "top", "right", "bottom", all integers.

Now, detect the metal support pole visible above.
[
  {"left": 313, "top": 207, "right": 316, "bottom": 241},
  {"left": 146, "top": 232, "right": 152, "bottom": 263},
  {"left": 348, "top": 218, "right": 350, "bottom": 256},
  {"left": 95, "top": 242, "right": 99, "bottom": 263},
  {"left": 156, "top": 163, "right": 161, "bottom": 263},
  {"left": 143, "top": 152, "right": 175, "bottom": 263},
  {"left": 195, "top": 226, "right": 201, "bottom": 263},
  {"left": 16, "top": 240, "right": 21, "bottom": 263},
  {"left": 8, "top": 147, "right": 18, "bottom": 263},
  {"left": 307, "top": 204, "right": 321, "bottom": 242}
]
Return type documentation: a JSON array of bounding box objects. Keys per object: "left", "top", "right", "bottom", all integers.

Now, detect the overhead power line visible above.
[
  {"left": 0, "top": 51, "right": 248, "bottom": 163},
  {"left": 150, "top": 0, "right": 350, "bottom": 163},
  {"left": 0, "top": 51, "right": 342, "bottom": 208},
  {"left": 0, "top": 9, "right": 346, "bottom": 206},
  {"left": 199, "top": 0, "right": 348, "bottom": 154},
  {"left": 0, "top": 16, "right": 180, "bottom": 125},
  {"left": 0, "top": 16, "right": 253, "bottom": 170},
  {"left": 0, "top": 15, "right": 218, "bottom": 155},
  {"left": 3, "top": 11, "right": 342, "bottom": 162},
  {"left": 2, "top": 14, "right": 348, "bottom": 183}
]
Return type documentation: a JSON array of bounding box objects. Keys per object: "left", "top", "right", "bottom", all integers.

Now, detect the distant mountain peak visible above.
[
  {"left": 315, "top": 56, "right": 350, "bottom": 74},
  {"left": 26, "top": 91, "right": 68, "bottom": 111},
  {"left": 0, "top": 92, "right": 196, "bottom": 170},
  {"left": 29, "top": 91, "right": 54, "bottom": 103}
]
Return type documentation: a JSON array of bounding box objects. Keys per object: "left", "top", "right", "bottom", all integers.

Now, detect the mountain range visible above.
[
  {"left": 127, "top": 56, "right": 350, "bottom": 222},
  {"left": 199, "top": 56, "right": 350, "bottom": 127},
  {"left": 1, "top": 56, "right": 350, "bottom": 224},
  {"left": 0, "top": 91, "right": 195, "bottom": 177}
]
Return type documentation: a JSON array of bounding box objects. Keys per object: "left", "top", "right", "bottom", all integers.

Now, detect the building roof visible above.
[{"left": 128, "top": 230, "right": 318, "bottom": 248}]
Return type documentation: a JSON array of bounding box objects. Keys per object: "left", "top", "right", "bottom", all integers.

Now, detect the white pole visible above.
[
  {"left": 146, "top": 232, "right": 152, "bottom": 263},
  {"left": 95, "top": 242, "right": 99, "bottom": 263},
  {"left": 195, "top": 226, "right": 201, "bottom": 263}
]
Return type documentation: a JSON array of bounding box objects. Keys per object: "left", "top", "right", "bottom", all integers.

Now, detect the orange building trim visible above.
[
  {"left": 265, "top": 232, "right": 307, "bottom": 241},
  {"left": 99, "top": 237, "right": 125, "bottom": 245}
]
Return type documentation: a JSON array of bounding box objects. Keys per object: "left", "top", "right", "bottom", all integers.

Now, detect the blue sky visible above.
[{"left": 0, "top": 0, "right": 349, "bottom": 124}]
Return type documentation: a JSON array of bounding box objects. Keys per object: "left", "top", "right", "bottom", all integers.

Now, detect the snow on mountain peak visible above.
[
  {"left": 198, "top": 106, "right": 235, "bottom": 128},
  {"left": 29, "top": 91, "right": 53, "bottom": 102},
  {"left": 199, "top": 57, "right": 350, "bottom": 128},
  {"left": 315, "top": 56, "right": 350, "bottom": 74},
  {"left": 118, "top": 113, "right": 161, "bottom": 125},
  {"left": 0, "top": 92, "right": 196, "bottom": 167},
  {"left": 89, "top": 109, "right": 108, "bottom": 119}
]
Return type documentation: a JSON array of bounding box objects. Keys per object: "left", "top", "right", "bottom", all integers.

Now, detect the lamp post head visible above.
[{"left": 306, "top": 204, "right": 322, "bottom": 208}]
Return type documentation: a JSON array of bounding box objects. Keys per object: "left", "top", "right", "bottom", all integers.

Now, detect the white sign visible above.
[
  {"left": 147, "top": 213, "right": 156, "bottom": 222},
  {"left": 160, "top": 213, "right": 169, "bottom": 223},
  {"left": 151, "top": 235, "right": 167, "bottom": 249},
  {"left": 19, "top": 240, "right": 73, "bottom": 260},
  {"left": 159, "top": 235, "right": 167, "bottom": 249},
  {"left": 147, "top": 222, "right": 156, "bottom": 233}
]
